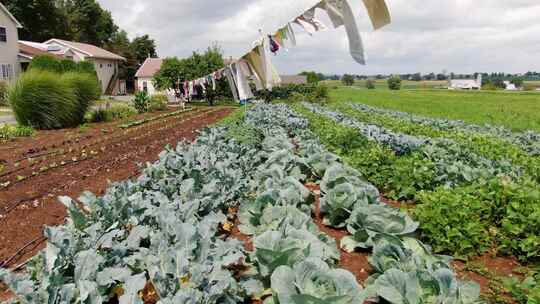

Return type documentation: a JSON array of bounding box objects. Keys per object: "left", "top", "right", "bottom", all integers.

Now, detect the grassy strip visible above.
[
  {"left": 332, "top": 102, "right": 540, "bottom": 182},
  {"left": 119, "top": 108, "right": 195, "bottom": 129},
  {"left": 290, "top": 102, "right": 540, "bottom": 262},
  {"left": 329, "top": 87, "right": 540, "bottom": 132}
]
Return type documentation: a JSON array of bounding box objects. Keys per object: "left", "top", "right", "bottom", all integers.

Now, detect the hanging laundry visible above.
[
  {"left": 239, "top": 60, "right": 263, "bottom": 91},
  {"left": 224, "top": 67, "right": 240, "bottom": 102},
  {"left": 301, "top": 7, "right": 328, "bottom": 32},
  {"left": 232, "top": 61, "right": 254, "bottom": 101},
  {"left": 362, "top": 0, "right": 391, "bottom": 30},
  {"left": 317, "top": 0, "right": 366, "bottom": 65},
  {"left": 268, "top": 35, "right": 280, "bottom": 54},
  {"left": 294, "top": 16, "right": 316, "bottom": 35}
]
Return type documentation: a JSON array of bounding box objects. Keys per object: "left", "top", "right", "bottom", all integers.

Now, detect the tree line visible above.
[{"left": 1, "top": 0, "right": 158, "bottom": 92}]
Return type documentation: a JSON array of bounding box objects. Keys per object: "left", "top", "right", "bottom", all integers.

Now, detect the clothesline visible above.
[{"left": 181, "top": 0, "right": 391, "bottom": 103}]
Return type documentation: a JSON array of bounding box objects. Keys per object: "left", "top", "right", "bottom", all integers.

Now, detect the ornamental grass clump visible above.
[
  {"left": 61, "top": 72, "right": 101, "bottom": 123},
  {"left": 9, "top": 70, "right": 79, "bottom": 129}
]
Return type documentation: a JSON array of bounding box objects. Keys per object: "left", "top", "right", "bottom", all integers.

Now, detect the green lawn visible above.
[{"left": 329, "top": 87, "right": 540, "bottom": 132}]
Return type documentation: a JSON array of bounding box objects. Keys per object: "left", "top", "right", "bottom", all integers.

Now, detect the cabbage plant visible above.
[
  {"left": 266, "top": 258, "right": 364, "bottom": 304},
  {"left": 341, "top": 204, "right": 419, "bottom": 252}
]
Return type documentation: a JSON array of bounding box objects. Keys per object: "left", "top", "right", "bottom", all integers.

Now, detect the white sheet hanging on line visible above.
[
  {"left": 224, "top": 67, "right": 240, "bottom": 102},
  {"left": 362, "top": 0, "right": 391, "bottom": 30},
  {"left": 232, "top": 61, "right": 254, "bottom": 101},
  {"left": 317, "top": 0, "right": 366, "bottom": 65}
]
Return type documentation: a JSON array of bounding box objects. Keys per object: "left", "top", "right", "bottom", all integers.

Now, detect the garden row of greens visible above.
[
  {"left": 0, "top": 104, "right": 480, "bottom": 303},
  {"left": 294, "top": 102, "right": 540, "bottom": 261}
]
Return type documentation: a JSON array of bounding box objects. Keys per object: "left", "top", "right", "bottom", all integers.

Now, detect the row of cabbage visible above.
[
  {"left": 0, "top": 104, "right": 481, "bottom": 303},
  {"left": 302, "top": 102, "right": 520, "bottom": 195},
  {"left": 239, "top": 104, "right": 481, "bottom": 303},
  {"left": 349, "top": 103, "right": 540, "bottom": 156},
  {"left": 295, "top": 102, "right": 540, "bottom": 262}
]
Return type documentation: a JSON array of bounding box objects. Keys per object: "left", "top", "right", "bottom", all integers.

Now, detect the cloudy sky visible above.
[{"left": 97, "top": 0, "right": 540, "bottom": 75}]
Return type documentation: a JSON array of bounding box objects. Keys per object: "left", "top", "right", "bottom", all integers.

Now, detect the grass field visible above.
[{"left": 328, "top": 87, "right": 540, "bottom": 132}]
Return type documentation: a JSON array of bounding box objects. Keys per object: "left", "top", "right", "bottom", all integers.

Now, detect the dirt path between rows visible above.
[{"left": 0, "top": 107, "right": 234, "bottom": 272}]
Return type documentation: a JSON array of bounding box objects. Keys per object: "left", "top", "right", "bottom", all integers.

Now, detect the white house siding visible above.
[
  {"left": 136, "top": 77, "right": 160, "bottom": 96},
  {"left": 91, "top": 58, "right": 118, "bottom": 94},
  {"left": 0, "top": 7, "right": 20, "bottom": 83}
]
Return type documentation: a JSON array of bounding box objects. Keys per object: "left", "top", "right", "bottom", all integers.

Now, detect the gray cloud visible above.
[{"left": 97, "top": 0, "right": 540, "bottom": 74}]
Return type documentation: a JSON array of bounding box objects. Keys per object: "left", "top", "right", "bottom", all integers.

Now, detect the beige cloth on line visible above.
[
  {"left": 362, "top": 0, "right": 391, "bottom": 30},
  {"left": 243, "top": 38, "right": 281, "bottom": 90}
]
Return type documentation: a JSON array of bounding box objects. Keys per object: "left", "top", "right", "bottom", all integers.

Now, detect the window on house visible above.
[
  {"left": 100, "top": 64, "right": 103, "bottom": 68},
  {"left": 0, "top": 64, "right": 13, "bottom": 80},
  {"left": 0, "top": 27, "right": 7, "bottom": 42}
]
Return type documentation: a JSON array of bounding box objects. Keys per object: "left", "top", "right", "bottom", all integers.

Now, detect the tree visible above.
[
  {"left": 436, "top": 73, "right": 447, "bottom": 81},
  {"left": 387, "top": 75, "right": 401, "bottom": 90},
  {"left": 299, "top": 71, "right": 322, "bottom": 84},
  {"left": 511, "top": 77, "right": 524, "bottom": 88},
  {"left": 60, "top": 0, "right": 118, "bottom": 47},
  {"left": 131, "top": 35, "right": 158, "bottom": 64},
  {"left": 365, "top": 79, "right": 376, "bottom": 89},
  {"left": 411, "top": 73, "right": 422, "bottom": 81},
  {"left": 341, "top": 74, "right": 354, "bottom": 86},
  {"left": 153, "top": 45, "right": 227, "bottom": 106},
  {"left": 3, "top": 0, "right": 69, "bottom": 41}
]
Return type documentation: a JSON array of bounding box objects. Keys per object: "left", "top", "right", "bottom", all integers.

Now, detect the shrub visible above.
[
  {"left": 28, "top": 54, "right": 63, "bottom": 73},
  {"left": 366, "top": 79, "right": 376, "bottom": 89},
  {"left": 149, "top": 94, "right": 168, "bottom": 112},
  {"left": 61, "top": 72, "right": 101, "bottom": 124},
  {"left": 60, "top": 59, "right": 78, "bottom": 73},
  {"left": 387, "top": 75, "right": 402, "bottom": 90},
  {"left": 28, "top": 55, "right": 97, "bottom": 77},
  {"left": 342, "top": 74, "right": 355, "bottom": 86},
  {"left": 482, "top": 83, "right": 498, "bottom": 91},
  {"left": 9, "top": 70, "right": 78, "bottom": 129},
  {"left": 0, "top": 124, "right": 34, "bottom": 140},
  {"left": 77, "top": 61, "right": 97, "bottom": 76},
  {"left": 88, "top": 104, "right": 136, "bottom": 123},
  {"left": 289, "top": 92, "right": 306, "bottom": 103},
  {"left": 133, "top": 91, "right": 150, "bottom": 113},
  {"left": 0, "top": 81, "right": 7, "bottom": 105},
  {"left": 307, "top": 84, "right": 329, "bottom": 103},
  {"left": 254, "top": 84, "right": 322, "bottom": 102}
]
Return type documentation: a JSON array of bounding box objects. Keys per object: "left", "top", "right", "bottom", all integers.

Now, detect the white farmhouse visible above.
[
  {"left": 135, "top": 58, "right": 163, "bottom": 95},
  {"left": 0, "top": 2, "right": 22, "bottom": 83},
  {"left": 448, "top": 74, "right": 482, "bottom": 90},
  {"left": 42, "top": 39, "right": 126, "bottom": 95}
]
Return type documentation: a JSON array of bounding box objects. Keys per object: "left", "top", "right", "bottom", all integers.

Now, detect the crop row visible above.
[
  {"left": 338, "top": 102, "right": 540, "bottom": 183},
  {"left": 294, "top": 103, "right": 540, "bottom": 262},
  {"left": 0, "top": 104, "right": 480, "bottom": 303},
  {"left": 348, "top": 103, "right": 540, "bottom": 156}
]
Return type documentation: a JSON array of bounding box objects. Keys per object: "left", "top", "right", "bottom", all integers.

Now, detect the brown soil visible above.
[{"left": 0, "top": 107, "right": 234, "bottom": 270}]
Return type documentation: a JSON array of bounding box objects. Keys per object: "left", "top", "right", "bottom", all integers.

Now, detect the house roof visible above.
[
  {"left": 135, "top": 58, "right": 163, "bottom": 78},
  {"left": 449, "top": 79, "right": 480, "bottom": 87},
  {"left": 19, "top": 41, "right": 68, "bottom": 59},
  {"left": 280, "top": 75, "right": 308, "bottom": 85},
  {"left": 0, "top": 2, "right": 22, "bottom": 28},
  {"left": 44, "top": 38, "right": 126, "bottom": 61}
]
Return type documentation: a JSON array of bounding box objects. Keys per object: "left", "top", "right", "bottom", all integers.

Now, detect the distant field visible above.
[
  {"left": 322, "top": 79, "right": 448, "bottom": 90},
  {"left": 329, "top": 87, "right": 540, "bottom": 132}
]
